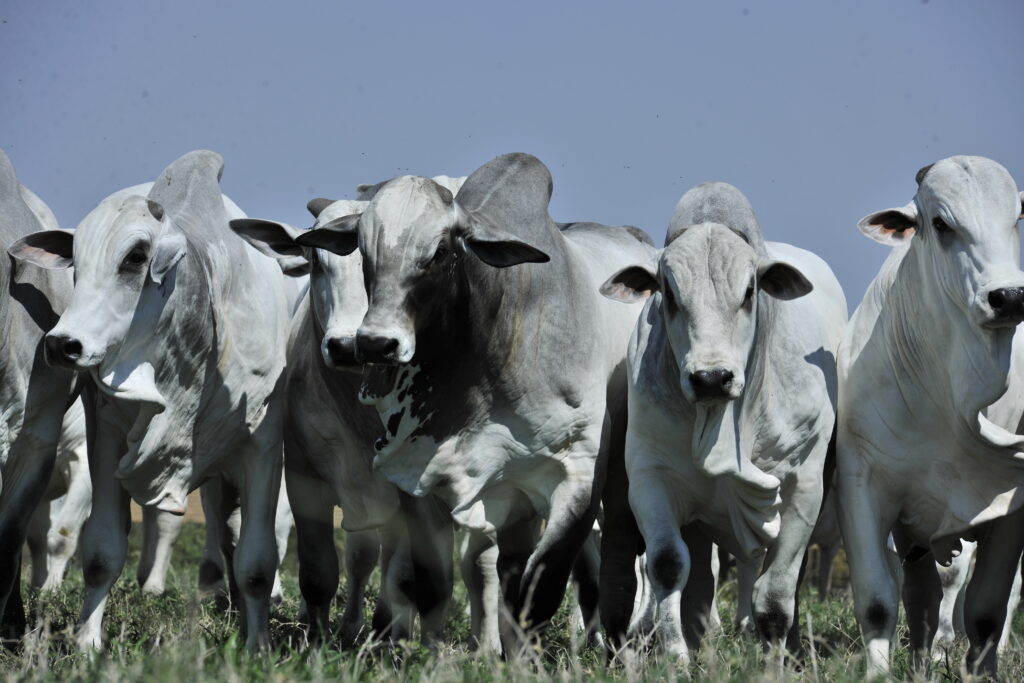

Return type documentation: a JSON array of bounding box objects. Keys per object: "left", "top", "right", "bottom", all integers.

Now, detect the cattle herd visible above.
[{"left": 0, "top": 147, "right": 1023, "bottom": 677}]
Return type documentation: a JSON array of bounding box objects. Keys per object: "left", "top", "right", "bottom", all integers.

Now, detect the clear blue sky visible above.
[{"left": 2, "top": 0, "right": 1020, "bottom": 303}]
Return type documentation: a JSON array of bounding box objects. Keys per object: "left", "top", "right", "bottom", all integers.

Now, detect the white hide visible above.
[{"left": 837, "top": 156, "right": 1024, "bottom": 676}]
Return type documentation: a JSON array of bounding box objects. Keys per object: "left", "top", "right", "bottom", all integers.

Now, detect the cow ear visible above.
[
  {"left": 600, "top": 265, "right": 659, "bottom": 303},
  {"left": 758, "top": 260, "right": 813, "bottom": 301},
  {"left": 295, "top": 214, "right": 360, "bottom": 256},
  {"left": 230, "top": 218, "right": 311, "bottom": 277},
  {"left": 150, "top": 224, "right": 187, "bottom": 285},
  {"left": 458, "top": 205, "right": 550, "bottom": 268},
  {"left": 7, "top": 230, "right": 74, "bottom": 269},
  {"left": 307, "top": 197, "right": 337, "bottom": 219},
  {"left": 858, "top": 203, "right": 918, "bottom": 245},
  {"left": 1018, "top": 192, "right": 1023, "bottom": 220},
  {"left": 231, "top": 219, "right": 303, "bottom": 259}
]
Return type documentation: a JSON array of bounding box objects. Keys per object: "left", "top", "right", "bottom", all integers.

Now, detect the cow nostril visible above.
[
  {"left": 689, "top": 368, "right": 735, "bottom": 399},
  {"left": 63, "top": 339, "right": 82, "bottom": 359},
  {"left": 356, "top": 333, "right": 401, "bottom": 361},
  {"left": 325, "top": 337, "right": 356, "bottom": 365}
]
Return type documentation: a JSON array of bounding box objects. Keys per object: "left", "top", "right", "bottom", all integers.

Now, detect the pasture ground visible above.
[{"left": 3, "top": 522, "right": 1023, "bottom": 682}]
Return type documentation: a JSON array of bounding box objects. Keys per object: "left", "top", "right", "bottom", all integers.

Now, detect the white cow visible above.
[
  {"left": 837, "top": 156, "right": 1024, "bottom": 677},
  {"left": 0, "top": 149, "right": 76, "bottom": 637},
  {"left": 9, "top": 150, "right": 292, "bottom": 651},
  {"left": 600, "top": 182, "right": 846, "bottom": 662}
]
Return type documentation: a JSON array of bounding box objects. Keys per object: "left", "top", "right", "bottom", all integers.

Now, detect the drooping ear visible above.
[
  {"left": 7, "top": 229, "right": 74, "bottom": 269},
  {"left": 599, "top": 265, "right": 660, "bottom": 303},
  {"left": 295, "top": 214, "right": 360, "bottom": 256},
  {"left": 230, "top": 218, "right": 311, "bottom": 276},
  {"left": 150, "top": 223, "right": 187, "bottom": 285},
  {"left": 858, "top": 203, "right": 918, "bottom": 245},
  {"left": 458, "top": 206, "right": 550, "bottom": 268},
  {"left": 231, "top": 219, "right": 303, "bottom": 258},
  {"left": 307, "top": 197, "right": 336, "bottom": 219},
  {"left": 757, "top": 260, "right": 813, "bottom": 301}
]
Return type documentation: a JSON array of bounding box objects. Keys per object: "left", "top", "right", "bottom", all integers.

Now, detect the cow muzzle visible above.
[
  {"left": 681, "top": 365, "right": 744, "bottom": 403},
  {"left": 44, "top": 332, "right": 89, "bottom": 370},
  {"left": 984, "top": 287, "right": 1024, "bottom": 328},
  {"left": 321, "top": 335, "right": 359, "bottom": 369},
  {"left": 355, "top": 330, "right": 413, "bottom": 364}
]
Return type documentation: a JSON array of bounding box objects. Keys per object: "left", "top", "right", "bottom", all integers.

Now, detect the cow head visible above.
[
  {"left": 296, "top": 174, "right": 549, "bottom": 365},
  {"left": 859, "top": 156, "right": 1024, "bottom": 330},
  {"left": 601, "top": 223, "right": 811, "bottom": 404},
  {"left": 231, "top": 199, "right": 369, "bottom": 370},
  {"left": 8, "top": 195, "right": 185, "bottom": 370}
]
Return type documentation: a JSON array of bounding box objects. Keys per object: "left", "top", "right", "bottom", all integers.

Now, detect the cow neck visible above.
[{"left": 889, "top": 243, "right": 1017, "bottom": 445}]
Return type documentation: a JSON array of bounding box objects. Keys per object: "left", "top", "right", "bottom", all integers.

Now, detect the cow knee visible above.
[
  {"left": 650, "top": 546, "right": 687, "bottom": 590},
  {"left": 864, "top": 600, "right": 893, "bottom": 633},
  {"left": 755, "top": 595, "right": 791, "bottom": 643},
  {"left": 971, "top": 614, "right": 1000, "bottom": 647},
  {"left": 82, "top": 553, "right": 115, "bottom": 588}
]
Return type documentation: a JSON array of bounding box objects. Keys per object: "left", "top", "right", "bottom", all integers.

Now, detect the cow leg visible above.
[
  {"left": 42, "top": 457, "right": 92, "bottom": 592},
  {"left": 233, "top": 438, "right": 283, "bottom": 651},
  {"left": 372, "top": 527, "right": 398, "bottom": 640},
  {"left": 379, "top": 516, "right": 415, "bottom": 642},
  {"left": 892, "top": 527, "right": 941, "bottom": 668},
  {"left": 735, "top": 558, "right": 758, "bottom": 634},
  {"left": 707, "top": 544, "right": 722, "bottom": 632},
  {"left": 836, "top": 466, "right": 901, "bottom": 677},
  {"left": 496, "top": 515, "right": 540, "bottom": 654},
  {"left": 964, "top": 509, "right": 1024, "bottom": 678},
  {"left": 271, "top": 478, "right": 292, "bottom": 605},
  {"left": 1, "top": 562, "right": 26, "bottom": 646},
  {"left": 932, "top": 540, "right": 974, "bottom": 660},
  {"left": 571, "top": 527, "right": 603, "bottom": 648},
  {"left": 751, "top": 471, "right": 822, "bottom": 659},
  {"left": 998, "top": 555, "right": 1022, "bottom": 653},
  {"left": 76, "top": 421, "right": 130, "bottom": 651},
  {"left": 599, "top": 448, "right": 641, "bottom": 654},
  {"left": 0, "top": 429, "right": 64, "bottom": 640},
  {"left": 678, "top": 524, "right": 715, "bottom": 650},
  {"left": 513, "top": 476, "right": 598, "bottom": 641},
  {"left": 26, "top": 503, "right": 52, "bottom": 590},
  {"left": 136, "top": 506, "right": 184, "bottom": 595},
  {"left": 202, "top": 479, "right": 242, "bottom": 610},
  {"left": 629, "top": 472, "right": 689, "bottom": 663},
  {"left": 460, "top": 528, "right": 501, "bottom": 654},
  {"left": 815, "top": 540, "right": 839, "bottom": 601},
  {"left": 288, "top": 463, "right": 338, "bottom": 645},
  {"left": 339, "top": 530, "right": 378, "bottom": 647},
  {"left": 396, "top": 493, "right": 453, "bottom": 645}
]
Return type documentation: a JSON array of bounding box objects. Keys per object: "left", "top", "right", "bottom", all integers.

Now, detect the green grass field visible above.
[{"left": 2, "top": 522, "right": 1022, "bottom": 682}]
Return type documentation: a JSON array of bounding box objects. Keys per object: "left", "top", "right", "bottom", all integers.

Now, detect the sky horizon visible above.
[{"left": 2, "top": 0, "right": 1021, "bottom": 305}]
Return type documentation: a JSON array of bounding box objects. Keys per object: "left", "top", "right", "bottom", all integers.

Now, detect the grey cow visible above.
[
  {"left": 600, "top": 183, "right": 846, "bottom": 663},
  {"left": 0, "top": 149, "right": 75, "bottom": 637},
  {"left": 232, "top": 196, "right": 455, "bottom": 645},
  {"left": 9, "top": 150, "right": 292, "bottom": 651},
  {"left": 296, "top": 153, "right": 656, "bottom": 648}
]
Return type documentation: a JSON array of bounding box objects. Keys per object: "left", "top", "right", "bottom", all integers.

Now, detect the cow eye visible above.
[
  {"left": 120, "top": 248, "right": 148, "bottom": 270},
  {"left": 427, "top": 242, "right": 450, "bottom": 268},
  {"left": 932, "top": 217, "right": 952, "bottom": 237},
  {"left": 743, "top": 283, "right": 755, "bottom": 306}
]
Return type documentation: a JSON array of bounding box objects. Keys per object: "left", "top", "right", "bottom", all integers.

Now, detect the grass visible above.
[{"left": 2, "top": 523, "right": 1022, "bottom": 681}]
